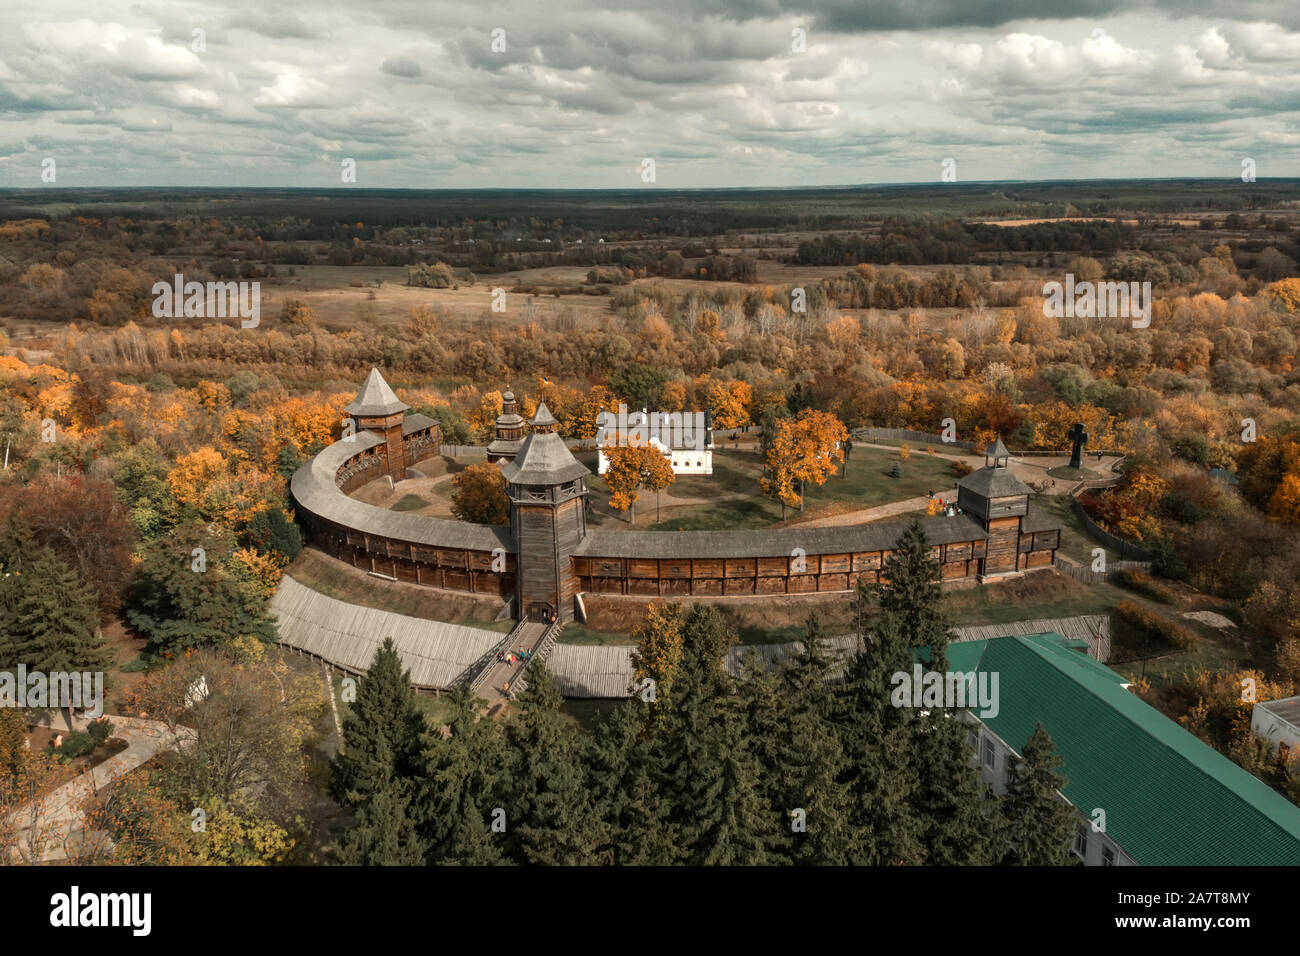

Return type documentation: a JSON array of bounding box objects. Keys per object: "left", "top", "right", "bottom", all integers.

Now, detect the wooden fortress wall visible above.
[{"left": 302, "top": 438, "right": 1061, "bottom": 603}]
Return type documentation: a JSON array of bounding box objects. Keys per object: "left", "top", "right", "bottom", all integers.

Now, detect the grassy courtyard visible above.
[{"left": 583, "top": 445, "right": 960, "bottom": 531}]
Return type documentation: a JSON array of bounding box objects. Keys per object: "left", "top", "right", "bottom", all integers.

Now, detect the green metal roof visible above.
[{"left": 947, "top": 632, "right": 1300, "bottom": 866}]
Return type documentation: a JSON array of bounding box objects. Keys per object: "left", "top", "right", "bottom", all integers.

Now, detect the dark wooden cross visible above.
[{"left": 1068, "top": 422, "right": 1089, "bottom": 469}]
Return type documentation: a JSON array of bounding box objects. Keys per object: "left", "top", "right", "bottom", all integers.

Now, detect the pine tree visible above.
[
  {"left": 1001, "top": 723, "right": 1077, "bottom": 865},
  {"left": 330, "top": 638, "right": 430, "bottom": 865}
]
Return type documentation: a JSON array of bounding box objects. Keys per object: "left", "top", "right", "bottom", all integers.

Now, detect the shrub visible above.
[
  {"left": 54, "top": 731, "right": 95, "bottom": 760},
  {"left": 888, "top": 463, "right": 903, "bottom": 479},
  {"left": 1115, "top": 599, "right": 1199, "bottom": 650},
  {"left": 951, "top": 461, "right": 973, "bottom": 478},
  {"left": 1115, "top": 568, "right": 1176, "bottom": 603},
  {"left": 88, "top": 718, "right": 114, "bottom": 745}
]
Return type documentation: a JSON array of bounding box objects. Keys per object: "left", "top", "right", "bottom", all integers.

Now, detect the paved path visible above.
[{"left": 9, "top": 714, "right": 194, "bottom": 862}]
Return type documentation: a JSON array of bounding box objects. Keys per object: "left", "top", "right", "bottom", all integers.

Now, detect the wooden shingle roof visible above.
[
  {"left": 271, "top": 576, "right": 502, "bottom": 688},
  {"left": 345, "top": 367, "right": 410, "bottom": 417},
  {"left": 575, "top": 514, "right": 987, "bottom": 560},
  {"left": 290, "top": 433, "right": 512, "bottom": 552}
]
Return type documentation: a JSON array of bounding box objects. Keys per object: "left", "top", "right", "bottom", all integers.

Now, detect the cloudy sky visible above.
[{"left": 1, "top": 1, "right": 1299, "bottom": 188}]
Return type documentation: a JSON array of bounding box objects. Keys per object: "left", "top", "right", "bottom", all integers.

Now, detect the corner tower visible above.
[
  {"left": 502, "top": 403, "right": 589, "bottom": 623},
  {"left": 345, "top": 367, "right": 410, "bottom": 480},
  {"left": 956, "top": 438, "right": 1032, "bottom": 579}
]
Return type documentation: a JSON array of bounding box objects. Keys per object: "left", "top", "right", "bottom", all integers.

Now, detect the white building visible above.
[
  {"left": 596, "top": 408, "right": 714, "bottom": 476},
  {"left": 1252, "top": 695, "right": 1300, "bottom": 774}
]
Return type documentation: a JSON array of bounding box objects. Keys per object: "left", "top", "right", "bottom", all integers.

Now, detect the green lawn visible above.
[
  {"left": 944, "top": 578, "right": 1128, "bottom": 625},
  {"left": 392, "top": 493, "right": 430, "bottom": 511},
  {"left": 644, "top": 447, "right": 959, "bottom": 530},
  {"left": 558, "top": 622, "right": 635, "bottom": 645},
  {"left": 1036, "top": 494, "right": 1116, "bottom": 566}
]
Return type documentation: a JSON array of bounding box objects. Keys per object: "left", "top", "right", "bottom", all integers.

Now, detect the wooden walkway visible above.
[
  {"left": 548, "top": 614, "right": 1112, "bottom": 698},
  {"left": 270, "top": 578, "right": 1111, "bottom": 701},
  {"left": 472, "top": 620, "right": 550, "bottom": 704}
]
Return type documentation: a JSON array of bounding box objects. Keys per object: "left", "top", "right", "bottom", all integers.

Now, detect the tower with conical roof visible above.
[
  {"left": 486, "top": 388, "right": 526, "bottom": 463},
  {"left": 502, "top": 403, "right": 589, "bottom": 623},
  {"left": 345, "top": 367, "right": 411, "bottom": 480},
  {"left": 956, "top": 436, "right": 1033, "bottom": 577}
]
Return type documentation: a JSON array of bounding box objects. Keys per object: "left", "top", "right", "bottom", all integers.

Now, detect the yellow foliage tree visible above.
[
  {"left": 760, "top": 409, "right": 847, "bottom": 514},
  {"left": 603, "top": 442, "right": 675, "bottom": 523},
  {"left": 707, "top": 380, "right": 752, "bottom": 431}
]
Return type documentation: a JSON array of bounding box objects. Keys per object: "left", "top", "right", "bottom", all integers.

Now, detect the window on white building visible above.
[
  {"left": 1102, "top": 845, "right": 1115, "bottom": 866},
  {"left": 1073, "top": 824, "right": 1089, "bottom": 860},
  {"left": 982, "top": 738, "right": 996, "bottom": 770}
]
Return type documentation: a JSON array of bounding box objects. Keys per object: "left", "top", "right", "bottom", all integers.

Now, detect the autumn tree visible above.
[
  {"left": 9, "top": 473, "right": 136, "bottom": 616},
  {"left": 630, "top": 603, "right": 685, "bottom": 724},
  {"left": 759, "top": 409, "right": 847, "bottom": 515},
  {"left": 602, "top": 442, "right": 675, "bottom": 523},
  {"left": 450, "top": 462, "right": 510, "bottom": 525},
  {"left": 707, "top": 379, "right": 752, "bottom": 431}
]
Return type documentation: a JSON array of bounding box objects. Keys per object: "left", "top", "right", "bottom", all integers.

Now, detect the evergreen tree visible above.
[
  {"left": 127, "top": 522, "right": 275, "bottom": 654},
  {"left": 1001, "top": 723, "right": 1077, "bottom": 866},
  {"left": 839, "top": 589, "right": 924, "bottom": 865},
  {"left": 879, "top": 520, "right": 952, "bottom": 670},
  {"left": 330, "top": 638, "right": 429, "bottom": 865},
  {"left": 334, "top": 738, "right": 426, "bottom": 866},
  {"left": 0, "top": 546, "right": 109, "bottom": 674},
  {"left": 677, "top": 695, "right": 780, "bottom": 865},
  {"left": 421, "top": 683, "right": 508, "bottom": 865},
  {"left": 586, "top": 701, "right": 683, "bottom": 865},
  {"left": 331, "top": 638, "right": 427, "bottom": 807},
  {"left": 878, "top": 522, "right": 997, "bottom": 864},
  {"left": 776, "top": 614, "right": 860, "bottom": 864},
  {"left": 500, "top": 665, "right": 607, "bottom": 864}
]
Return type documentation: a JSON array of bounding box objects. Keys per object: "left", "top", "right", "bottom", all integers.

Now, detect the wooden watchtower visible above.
[
  {"left": 344, "top": 367, "right": 411, "bottom": 481},
  {"left": 502, "top": 403, "right": 590, "bottom": 623},
  {"left": 956, "top": 438, "right": 1033, "bottom": 579}
]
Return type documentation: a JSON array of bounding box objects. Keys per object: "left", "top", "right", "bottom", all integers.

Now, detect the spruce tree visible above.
[
  {"left": 330, "top": 638, "right": 430, "bottom": 865},
  {"left": 678, "top": 695, "right": 780, "bottom": 865},
  {"left": 839, "top": 590, "right": 924, "bottom": 865},
  {"left": 1001, "top": 723, "right": 1077, "bottom": 865},
  {"left": 501, "top": 665, "right": 607, "bottom": 864},
  {"left": 775, "top": 614, "right": 860, "bottom": 864},
  {"left": 879, "top": 520, "right": 952, "bottom": 670},
  {"left": 879, "top": 522, "right": 997, "bottom": 864},
  {"left": 421, "top": 682, "right": 507, "bottom": 865},
  {"left": 334, "top": 737, "right": 426, "bottom": 866},
  {"left": 586, "top": 701, "right": 683, "bottom": 865}
]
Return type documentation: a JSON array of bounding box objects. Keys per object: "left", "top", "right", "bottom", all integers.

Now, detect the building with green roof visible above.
[{"left": 948, "top": 632, "right": 1300, "bottom": 866}]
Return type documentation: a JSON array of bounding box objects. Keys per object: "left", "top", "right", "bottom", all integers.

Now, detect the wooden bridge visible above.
[{"left": 469, "top": 619, "right": 554, "bottom": 704}]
